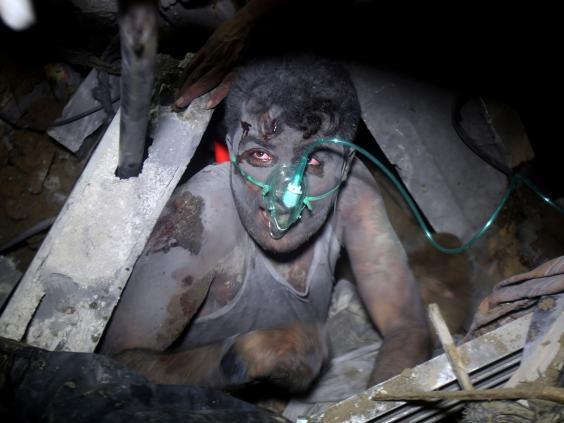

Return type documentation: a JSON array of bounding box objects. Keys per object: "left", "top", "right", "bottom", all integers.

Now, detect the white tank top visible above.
[{"left": 180, "top": 217, "right": 341, "bottom": 348}]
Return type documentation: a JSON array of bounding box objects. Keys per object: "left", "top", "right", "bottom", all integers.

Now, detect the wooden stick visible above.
[
  {"left": 370, "top": 386, "right": 564, "bottom": 404},
  {"left": 428, "top": 303, "right": 475, "bottom": 390}
]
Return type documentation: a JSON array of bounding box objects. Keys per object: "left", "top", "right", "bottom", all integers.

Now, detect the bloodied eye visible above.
[
  {"left": 241, "top": 149, "right": 274, "bottom": 167},
  {"left": 307, "top": 156, "right": 324, "bottom": 176},
  {"left": 308, "top": 156, "right": 321, "bottom": 166}
]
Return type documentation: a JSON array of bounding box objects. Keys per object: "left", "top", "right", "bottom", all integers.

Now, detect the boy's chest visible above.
[{"left": 198, "top": 243, "right": 316, "bottom": 317}]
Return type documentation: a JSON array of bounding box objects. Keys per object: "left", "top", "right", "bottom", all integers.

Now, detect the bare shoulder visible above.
[
  {"left": 174, "top": 162, "right": 233, "bottom": 207},
  {"left": 147, "top": 162, "right": 244, "bottom": 260},
  {"left": 334, "top": 158, "right": 400, "bottom": 251},
  {"left": 337, "top": 159, "right": 384, "bottom": 221},
  {"left": 101, "top": 163, "right": 244, "bottom": 353}
]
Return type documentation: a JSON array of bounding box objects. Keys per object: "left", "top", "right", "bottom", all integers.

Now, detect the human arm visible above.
[
  {"left": 340, "top": 161, "right": 432, "bottom": 385},
  {"left": 465, "top": 255, "right": 564, "bottom": 340},
  {"left": 100, "top": 165, "right": 242, "bottom": 355},
  {"left": 114, "top": 323, "right": 327, "bottom": 391},
  {"left": 175, "top": 0, "right": 291, "bottom": 109}
]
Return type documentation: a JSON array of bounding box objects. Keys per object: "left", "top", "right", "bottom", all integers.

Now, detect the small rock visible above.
[
  {"left": 9, "top": 131, "right": 55, "bottom": 194},
  {"left": 0, "top": 137, "right": 10, "bottom": 167},
  {"left": 43, "top": 174, "right": 61, "bottom": 191},
  {"left": 538, "top": 297, "right": 555, "bottom": 311},
  {"left": 0, "top": 166, "right": 26, "bottom": 197},
  {"left": 3, "top": 197, "right": 29, "bottom": 220},
  {"left": 64, "top": 381, "right": 77, "bottom": 389},
  {"left": 0, "top": 255, "right": 22, "bottom": 309}
]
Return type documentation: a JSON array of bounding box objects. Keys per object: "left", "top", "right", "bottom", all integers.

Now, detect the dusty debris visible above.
[
  {"left": 0, "top": 166, "right": 26, "bottom": 198},
  {"left": 369, "top": 386, "right": 564, "bottom": 403},
  {"left": 411, "top": 233, "right": 473, "bottom": 335},
  {"left": 3, "top": 197, "right": 31, "bottom": 221},
  {"left": 0, "top": 132, "right": 9, "bottom": 167},
  {"left": 463, "top": 400, "right": 563, "bottom": 423},
  {"left": 9, "top": 131, "right": 55, "bottom": 194},
  {"left": 0, "top": 63, "right": 86, "bottom": 277},
  {"left": 486, "top": 222, "right": 529, "bottom": 281},
  {"left": 0, "top": 255, "right": 21, "bottom": 309},
  {"left": 538, "top": 296, "right": 556, "bottom": 311}
]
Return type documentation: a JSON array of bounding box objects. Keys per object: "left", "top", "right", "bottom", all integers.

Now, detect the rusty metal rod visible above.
[{"left": 116, "top": 0, "right": 157, "bottom": 179}]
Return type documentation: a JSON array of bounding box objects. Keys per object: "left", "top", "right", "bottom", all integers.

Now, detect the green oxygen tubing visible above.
[{"left": 302, "top": 138, "right": 564, "bottom": 254}]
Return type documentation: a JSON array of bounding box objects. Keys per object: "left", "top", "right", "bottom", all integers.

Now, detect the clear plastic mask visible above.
[{"left": 231, "top": 152, "right": 341, "bottom": 239}]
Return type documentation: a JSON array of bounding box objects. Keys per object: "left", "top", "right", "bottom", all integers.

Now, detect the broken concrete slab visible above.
[
  {"left": 47, "top": 69, "right": 120, "bottom": 153},
  {"left": 0, "top": 97, "right": 213, "bottom": 352},
  {"left": 348, "top": 64, "right": 508, "bottom": 240}
]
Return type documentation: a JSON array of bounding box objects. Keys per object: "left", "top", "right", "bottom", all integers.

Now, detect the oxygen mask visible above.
[
  {"left": 231, "top": 144, "right": 343, "bottom": 239},
  {"left": 263, "top": 163, "right": 309, "bottom": 239}
]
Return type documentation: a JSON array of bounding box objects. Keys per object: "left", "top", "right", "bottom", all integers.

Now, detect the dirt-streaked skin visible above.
[{"left": 101, "top": 95, "right": 430, "bottom": 393}]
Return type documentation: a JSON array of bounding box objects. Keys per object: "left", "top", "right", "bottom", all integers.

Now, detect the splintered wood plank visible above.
[
  {"left": 0, "top": 97, "right": 212, "bottom": 352},
  {"left": 506, "top": 300, "right": 564, "bottom": 387}
]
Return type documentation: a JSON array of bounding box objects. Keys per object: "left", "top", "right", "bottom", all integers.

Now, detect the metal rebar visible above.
[{"left": 116, "top": 0, "right": 157, "bottom": 179}]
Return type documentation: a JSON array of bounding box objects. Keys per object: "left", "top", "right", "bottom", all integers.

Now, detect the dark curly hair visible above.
[{"left": 225, "top": 55, "right": 360, "bottom": 143}]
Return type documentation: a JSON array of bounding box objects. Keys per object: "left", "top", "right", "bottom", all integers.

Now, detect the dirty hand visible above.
[
  {"left": 221, "top": 323, "right": 329, "bottom": 392},
  {"left": 465, "top": 256, "right": 564, "bottom": 339},
  {"left": 174, "top": 15, "right": 251, "bottom": 109}
]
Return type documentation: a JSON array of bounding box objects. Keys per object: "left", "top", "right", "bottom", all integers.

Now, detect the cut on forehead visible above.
[
  {"left": 239, "top": 103, "right": 284, "bottom": 143},
  {"left": 225, "top": 55, "right": 361, "bottom": 144}
]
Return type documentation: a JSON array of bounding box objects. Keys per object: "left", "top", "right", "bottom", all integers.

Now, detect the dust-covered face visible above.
[{"left": 229, "top": 103, "right": 350, "bottom": 254}]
